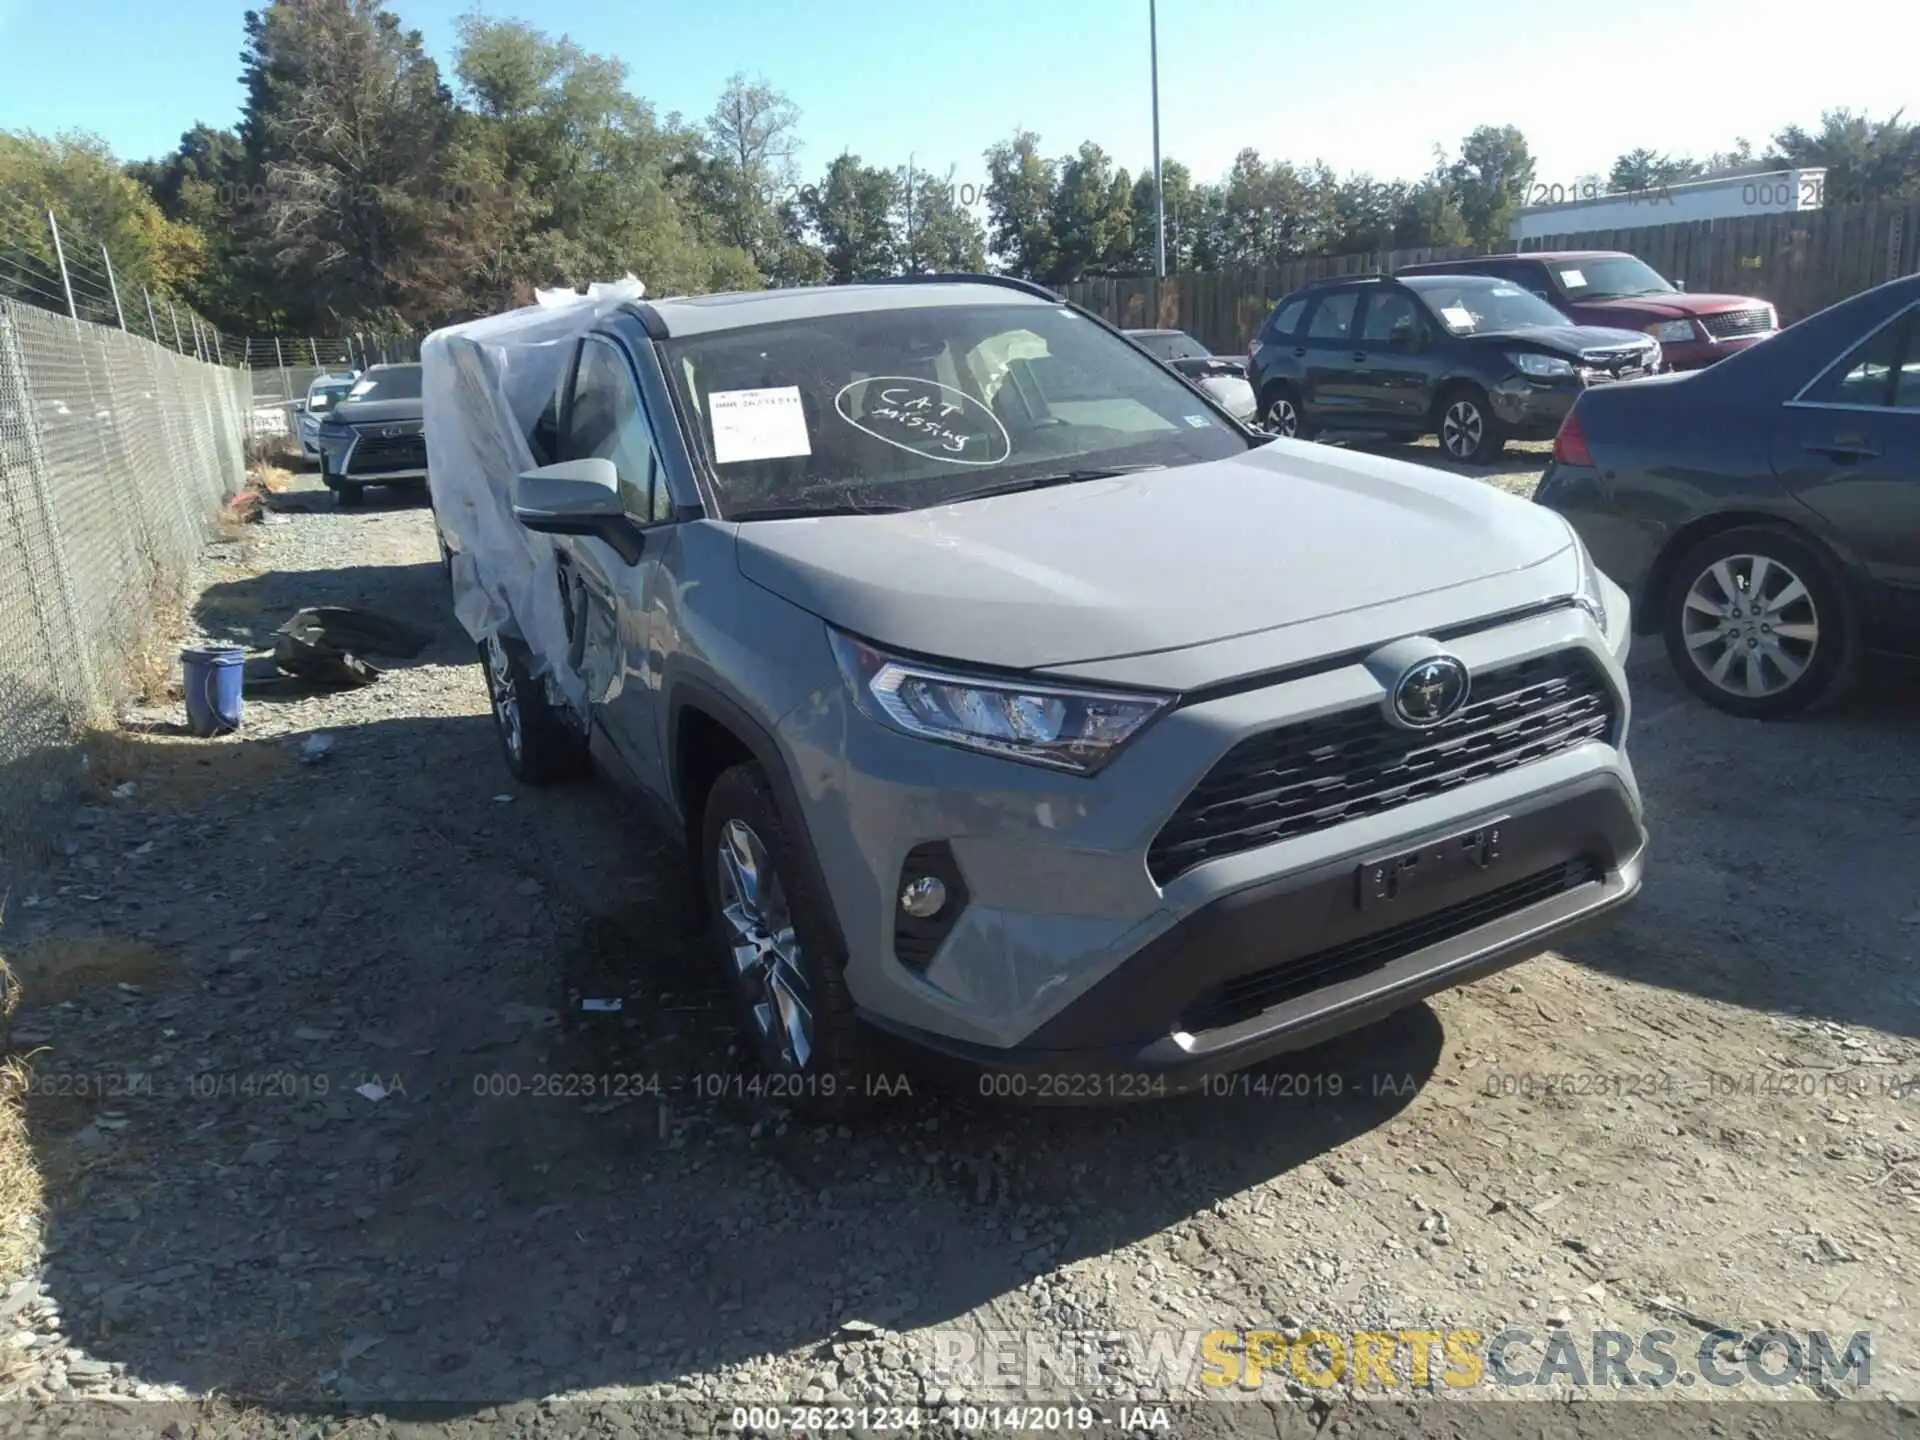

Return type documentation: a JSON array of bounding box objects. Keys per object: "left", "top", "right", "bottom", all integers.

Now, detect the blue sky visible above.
[{"left": 0, "top": 0, "right": 1910, "bottom": 192}]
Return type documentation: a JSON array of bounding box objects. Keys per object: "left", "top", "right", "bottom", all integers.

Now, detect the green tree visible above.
[
  {"left": 1769, "top": 108, "right": 1920, "bottom": 204},
  {"left": 898, "top": 165, "right": 987, "bottom": 273},
  {"left": 982, "top": 129, "right": 1056, "bottom": 280},
  {"left": 231, "top": 0, "right": 472, "bottom": 329},
  {"left": 1, "top": 129, "right": 206, "bottom": 307},
  {"left": 798, "top": 152, "right": 900, "bottom": 282},
  {"left": 1126, "top": 157, "right": 1196, "bottom": 272},
  {"left": 1608, "top": 148, "right": 1703, "bottom": 193},
  {"left": 451, "top": 16, "right": 750, "bottom": 308},
  {"left": 702, "top": 72, "right": 801, "bottom": 272},
  {"left": 1046, "top": 141, "right": 1132, "bottom": 284},
  {"left": 1445, "top": 125, "right": 1535, "bottom": 248}
]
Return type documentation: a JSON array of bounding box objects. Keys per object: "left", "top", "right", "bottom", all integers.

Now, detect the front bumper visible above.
[
  {"left": 1491, "top": 367, "right": 1661, "bottom": 439},
  {"left": 1661, "top": 332, "right": 1773, "bottom": 371},
  {"left": 781, "top": 597, "right": 1641, "bottom": 1094},
  {"left": 863, "top": 772, "right": 1642, "bottom": 1096}
]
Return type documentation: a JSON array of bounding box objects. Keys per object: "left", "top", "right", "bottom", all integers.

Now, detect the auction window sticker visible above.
[
  {"left": 833, "top": 377, "right": 1011, "bottom": 466},
  {"left": 1558, "top": 268, "right": 1587, "bottom": 287},
  {"left": 1440, "top": 305, "right": 1476, "bottom": 332},
  {"left": 706, "top": 386, "right": 812, "bottom": 464}
]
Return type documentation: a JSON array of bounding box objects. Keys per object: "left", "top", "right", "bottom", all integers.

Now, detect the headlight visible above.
[
  {"left": 318, "top": 418, "right": 351, "bottom": 438},
  {"left": 1509, "top": 352, "right": 1576, "bottom": 378},
  {"left": 1567, "top": 526, "right": 1617, "bottom": 642},
  {"left": 829, "top": 630, "right": 1170, "bottom": 775},
  {"left": 1648, "top": 319, "right": 1694, "bottom": 343},
  {"left": 1765, "top": 304, "right": 1779, "bottom": 331}
]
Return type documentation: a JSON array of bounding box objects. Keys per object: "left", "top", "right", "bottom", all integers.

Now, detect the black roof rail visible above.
[
  {"left": 871, "top": 272, "right": 1065, "bottom": 303},
  {"left": 1295, "top": 272, "right": 1388, "bottom": 291}
]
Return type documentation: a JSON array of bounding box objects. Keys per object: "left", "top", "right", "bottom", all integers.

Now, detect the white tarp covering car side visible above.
[{"left": 419, "top": 278, "right": 646, "bottom": 711}]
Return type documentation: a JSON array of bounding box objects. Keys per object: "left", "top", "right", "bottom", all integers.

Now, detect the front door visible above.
[
  {"left": 1773, "top": 303, "right": 1920, "bottom": 645},
  {"left": 1296, "top": 290, "right": 1368, "bottom": 423},
  {"left": 1351, "top": 288, "right": 1435, "bottom": 429},
  {"left": 556, "top": 333, "right": 679, "bottom": 799}
]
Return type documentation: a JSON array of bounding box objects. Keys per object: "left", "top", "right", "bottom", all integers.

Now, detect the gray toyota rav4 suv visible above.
[{"left": 482, "top": 274, "right": 1646, "bottom": 1105}]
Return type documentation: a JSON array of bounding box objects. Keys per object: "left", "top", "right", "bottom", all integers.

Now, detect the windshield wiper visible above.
[
  {"left": 728, "top": 501, "right": 910, "bottom": 522},
  {"left": 952, "top": 464, "right": 1165, "bottom": 505}
]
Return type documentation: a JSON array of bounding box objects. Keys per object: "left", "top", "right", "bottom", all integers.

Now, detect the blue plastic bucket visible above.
[{"left": 181, "top": 646, "right": 246, "bottom": 736}]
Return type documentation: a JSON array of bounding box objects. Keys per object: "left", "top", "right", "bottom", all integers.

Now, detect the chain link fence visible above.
[{"left": 0, "top": 296, "right": 250, "bottom": 860}]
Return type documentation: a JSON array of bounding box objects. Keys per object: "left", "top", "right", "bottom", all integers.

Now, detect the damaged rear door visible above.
[{"left": 552, "top": 333, "right": 677, "bottom": 798}]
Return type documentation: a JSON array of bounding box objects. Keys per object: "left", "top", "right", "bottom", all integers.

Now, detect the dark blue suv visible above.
[{"left": 1245, "top": 275, "right": 1662, "bottom": 463}]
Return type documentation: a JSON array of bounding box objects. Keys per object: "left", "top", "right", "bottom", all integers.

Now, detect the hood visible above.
[
  {"left": 330, "top": 397, "right": 423, "bottom": 426},
  {"left": 733, "top": 442, "right": 1574, "bottom": 672},
  {"left": 1462, "top": 324, "right": 1656, "bottom": 358},
  {"left": 1572, "top": 292, "right": 1767, "bottom": 322}
]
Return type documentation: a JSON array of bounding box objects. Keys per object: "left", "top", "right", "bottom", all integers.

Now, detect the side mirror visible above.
[
  {"left": 1675, "top": 280, "right": 1687, "bottom": 292},
  {"left": 512, "top": 458, "right": 644, "bottom": 564},
  {"left": 1388, "top": 327, "right": 1417, "bottom": 351}
]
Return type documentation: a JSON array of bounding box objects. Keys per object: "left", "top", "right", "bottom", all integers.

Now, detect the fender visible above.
[{"left": 665, "top": 677, "right": 851, "bottom": 963}]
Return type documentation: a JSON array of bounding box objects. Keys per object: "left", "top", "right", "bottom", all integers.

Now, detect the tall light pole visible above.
[{"left": 1150, "top": 0, "right": 1165, "bottom": 279}]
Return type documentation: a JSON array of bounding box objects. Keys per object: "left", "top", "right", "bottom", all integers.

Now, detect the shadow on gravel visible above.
[
  {"left": 1554, "top": 649, "right": 1920, "bottom": 1039},
  {"left": 5, "top": 700, "right": 1437, "bottom": 1413},
  {"left": 265, "top": 486, "right": 432, "bottom": 517},
  {"left": 191, "top": 561, "right": 465, "bottom": 671}
]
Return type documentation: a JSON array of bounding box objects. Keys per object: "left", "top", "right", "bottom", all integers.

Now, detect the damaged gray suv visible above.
[{"left": 483, "top": 274, "right": 1646, "bottom": 1104}]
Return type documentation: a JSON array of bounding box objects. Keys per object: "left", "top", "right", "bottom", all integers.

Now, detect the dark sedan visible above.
[
  {"left": 1535, "top": 272, "right": 1920, "bottom": 718},
  {"left": 315, "top": 362, "right": 428, "bottom": 508},
  {"left": 1246, "top": 275, "right": 1662, "bottom": 462}
]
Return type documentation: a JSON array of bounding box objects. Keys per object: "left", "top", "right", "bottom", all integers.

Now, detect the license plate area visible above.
[{"left": 1357, "top": 819, "right": 1507, "bottom": 911}]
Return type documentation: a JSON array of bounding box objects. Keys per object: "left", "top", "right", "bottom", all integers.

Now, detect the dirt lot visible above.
[{"left": 1, "top": 453, "right": 1917, "bottom": 1437}]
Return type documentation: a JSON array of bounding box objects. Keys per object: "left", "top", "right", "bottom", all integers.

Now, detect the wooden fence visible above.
[{"left": 1063, "top": 201, "right": 1920, "bottom": 356}]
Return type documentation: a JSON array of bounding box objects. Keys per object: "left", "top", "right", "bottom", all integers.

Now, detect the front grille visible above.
[
  {"left": 1181, "top": 857, "right": 1604, "bottom": 1032},
  {"left": 347, "top": 425, "right": 427, "bottom": 474},
  {"left": 1699, "top": 307, "right": 1774, "bottom": 340},
  {"left": 1148, "top": 650, "right": 1616, "bottom": 885},
  {"left": 1579, "top": 346, "right": 1654, "bottom": 378}
]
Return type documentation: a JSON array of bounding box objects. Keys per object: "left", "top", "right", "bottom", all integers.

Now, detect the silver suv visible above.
[{"left": 480, "top": 276, "right": 1646, "bottom": 1104}]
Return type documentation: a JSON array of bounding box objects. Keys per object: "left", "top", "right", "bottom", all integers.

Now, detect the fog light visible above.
[{"left": 899, "top": 875, "right": 947, "bottom": 918}]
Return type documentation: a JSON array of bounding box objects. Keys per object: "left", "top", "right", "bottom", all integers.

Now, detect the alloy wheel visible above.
[
  {"left": 714, "top": 818, "right": 814, "bottom": 1070},
  {"left": 1264, "top": 395, "right": 1299, "bottom": 438},
  {"left": 1679, "top": 553, "right": 1821, "bottom": 699},
  {"left": 485, "top": 635, "right": 522, "bottom": 761},
  {"left": 1441, "top": 399, "right": 1484, "bottom": 459}
]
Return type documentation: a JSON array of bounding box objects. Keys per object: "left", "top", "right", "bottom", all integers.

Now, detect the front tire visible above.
[
  {"left": 701, "top": 762, "right": 866, "bottom": 1113},
  {"left": 334, "top": 482, "right": 364, "bottom": 508},
  {"left": 1660, "top": 525, "right": 1858, "bottom": 719},
  {"left": 1436, "top": 387, "right": 1506, "bottom": 464},
  {"left": 481, "top": 633, "right": 588, "bottom": 783}
]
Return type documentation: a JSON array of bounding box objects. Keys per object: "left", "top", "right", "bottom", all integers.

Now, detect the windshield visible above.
[
  {"left": 1549, "top": 256, "right": 1676, "bottom": 302},
  {"left": 346, "top": 366, "right": 422, "bottom": 402},
  {"left": 306, "top": 381, "right": 354, "bottom": 412},
  {"left": 1409, "top": 279, "right": 1570, "bottom": 335},
  {"left": 1130, "top": 331, "right": 1208, "bottom": 362},
  {"left": 661, "top": 302, "right": 1252, "bottom": 518}
]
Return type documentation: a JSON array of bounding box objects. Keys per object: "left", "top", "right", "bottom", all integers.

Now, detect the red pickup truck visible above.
[{"left": 1395, "top": 250, "right": 1778, "bottom": 371}]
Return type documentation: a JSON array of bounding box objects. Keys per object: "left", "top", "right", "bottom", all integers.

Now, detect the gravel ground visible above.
[{"left": 1, "top": 456, "right": 1917, "bottom": 1438}]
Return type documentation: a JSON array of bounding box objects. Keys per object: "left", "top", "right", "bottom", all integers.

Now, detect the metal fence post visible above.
[
  {"left": 309, "top": 336, "right": 320, "bottom": 367},
  {"left": 99, "top": 245, "right": 127, "bottom": 330},
  {"left": 168, "top": 302, "right": 184, "bottom": 353},
  {"left": 144, "top": 288, "right": 160, "bottom": 344},
  {"left": 45, "top": 211, "right": 78, "bottom": 321},
  {"left": 274, "top": 336, "right": 288, "bottom": 404}
]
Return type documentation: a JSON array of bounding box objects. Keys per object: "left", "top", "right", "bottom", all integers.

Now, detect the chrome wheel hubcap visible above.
[
  {"left": 486, "top": 635, "right": 522, "bottom": 760},
  {"left": 714, "top": 819, "right": 813, "bottom": 1070},
  {"left": 1680, "top": 553, "right": 1821, "bottom": 698},
  {"left": 1266, "top": 398, "right": 1298, "bottom": 437},
  {"left": 1442, "top": 401, "right": 1483, "bottom": 458}
]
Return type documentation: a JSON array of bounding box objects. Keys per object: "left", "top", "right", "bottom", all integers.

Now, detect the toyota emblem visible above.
[
  {"left": 1390, "top": 655, "right": 1470, "bottom": 728},
  {"left": 381, "top": 426, "right": 402, "bottom": 437}
]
